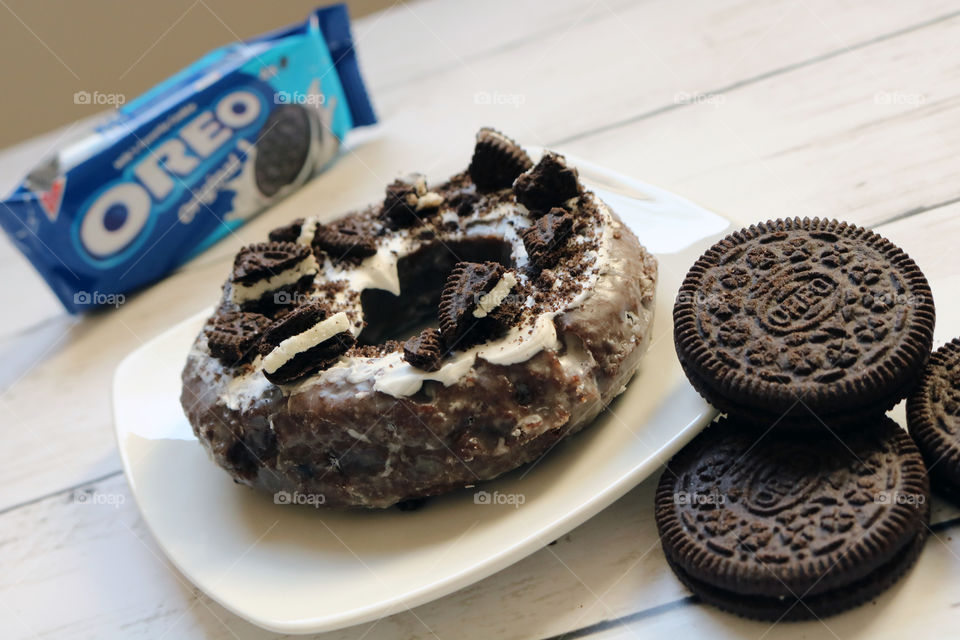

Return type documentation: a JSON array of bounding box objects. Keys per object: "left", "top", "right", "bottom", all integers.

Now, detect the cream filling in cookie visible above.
[
  {"left": 230, "top": 254, "right": 319, "bottom": 305},
  {"left": 262, "top": 311, "right": 351, "bottom": 375},
  {"left": 473, "top": 272, "right": 518, "bottom": 318},
  {"left": 297, "top": 217, "right": 321, "bottom": 246}
]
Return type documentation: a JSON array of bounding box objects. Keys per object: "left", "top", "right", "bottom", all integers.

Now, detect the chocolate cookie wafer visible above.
[
  {"left": 254, "top": 104, "right": 314, "bottom": 198},
  {"left": 522, "top": 208, "right": 574, "bottom": 270},
  {"left": 205, "top": 311, "right": 272, "bottom": 365},
  {"left": 513, "top": 152, "right": 580, "bottom": 214},
  {"left": 313, "top": 220, "right": 377, "bottom": 261},
  {"left": 655, "top": 415, "right": 929, "bottom": 621},
  {"left": 674, "top": 218, "right": 935, "bottom": 430},
  {"left": 908, "top": 338, "right": 960, "bottom": 503},
  {"left": 403, "top": 327, "right": 444, "bottom": 371}
]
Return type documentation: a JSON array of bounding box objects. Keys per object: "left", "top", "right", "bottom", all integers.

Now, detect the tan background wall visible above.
[{"left": 0, "top": 0, "right": 391, "bottom": 149}]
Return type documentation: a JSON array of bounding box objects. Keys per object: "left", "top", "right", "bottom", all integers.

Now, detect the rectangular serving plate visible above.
[{"left": 113, "top": 153, "right": 729, "bottom": 634}]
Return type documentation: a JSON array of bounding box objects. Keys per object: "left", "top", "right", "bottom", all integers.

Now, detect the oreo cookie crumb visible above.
[
  {"left": 404, "top": 328, "right": 444, "bottom": 371},
  {"left": 381, "top": 175, "right": 443, "bottom": 228},
  {"left": 450, "top": 191, "right": 480, "bottom": 217},
  {"left": 522, "top": 208, "right": 574, "bottom": 269}
]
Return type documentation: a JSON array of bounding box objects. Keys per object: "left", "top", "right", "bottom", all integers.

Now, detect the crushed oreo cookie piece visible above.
[
  {"left": 380, "top": 174, "right": 444, "bottom": 228},
  {"left": 258, "top": 301, "right": 356, "bottom": 384},
  {"left": 438, "top": 261, "right": 523, "bottom": 348},
  {"left": 451, "top": 191, "right": 480, "bottom": 217},
  {"left": 267, "top": 218, "right": 305, "bottom": 243},
  {"left": 268, "top": 217, "right": 321, "bottom": 246},
  {"left": 313, "top": 221, "right": 377, "bottom": 261},
  {"left": 205, "top": 311, "right": 272, "bottom": 365},
  {"left": 468, "top": 128, "right": 533, "bottom": 191},
  {"left": 513, "top": 152, "right": 581, "bottom": 214},
  {"left": 522, "top": 208, "right": 574, "bottom": 269},
  {"left": 403, "top": 328, "right": 444, "bottom": 371},
  {"left": 230, "top": 241, "right": 318, "bottom": 309}
]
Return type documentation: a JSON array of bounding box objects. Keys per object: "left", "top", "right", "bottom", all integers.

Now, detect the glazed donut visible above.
[{"left": 181, "top": 129, "right": 658, "bottom": 508}]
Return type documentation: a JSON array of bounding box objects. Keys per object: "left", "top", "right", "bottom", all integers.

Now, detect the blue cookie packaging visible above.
[{"left": 0, "top": 4, "right": 376, "bottom": 312}]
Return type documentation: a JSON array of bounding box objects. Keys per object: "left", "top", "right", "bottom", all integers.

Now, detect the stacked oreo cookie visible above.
[
  {"left": 907, "top": 339, "right": 960, "bottom": 502},
  {"left": 659, "top": 218, "right": 936, "bottom": 620}
]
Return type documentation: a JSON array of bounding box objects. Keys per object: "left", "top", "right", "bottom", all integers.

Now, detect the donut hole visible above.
[{"left": 358, "top": 236, "right": 514, "bottom": 345}]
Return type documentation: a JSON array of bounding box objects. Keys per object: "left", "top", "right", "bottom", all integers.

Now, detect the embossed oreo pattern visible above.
[
  {"left": 655, "top": 416, "right": 929, "bottom": 605},
  {"left": 908, "top": 338, "right": 960, "bottom": 502},
  {"left": 674, "top": 218, "right": 935, "bottom": 423}
]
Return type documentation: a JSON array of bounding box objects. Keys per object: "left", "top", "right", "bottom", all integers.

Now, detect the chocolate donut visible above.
[{"left": 181, "top": 129, "right": 658, "bottom": 508}]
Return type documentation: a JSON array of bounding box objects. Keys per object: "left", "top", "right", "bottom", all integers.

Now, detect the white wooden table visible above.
[{"left": 4, "top": 1, "right": 960, "bottom": 637}]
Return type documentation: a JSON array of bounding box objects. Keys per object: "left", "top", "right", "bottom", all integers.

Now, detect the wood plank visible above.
[
  {"left": 1, "top": 440, "right": 958, "bottom": 639},
  {"left": 558, "top": 13, "right": 960, "bottom": 229}
]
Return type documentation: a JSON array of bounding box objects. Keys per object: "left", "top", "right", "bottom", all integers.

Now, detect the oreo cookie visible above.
[
  {"left": 655, "top": 415, "right": 929, "bottom": 621},
  {"left": 438, "top": 261, "right": 523, "bottom": 348},
  {"left": 230, "top": 241, "right": 318, "bottom": 309},
  {"left": 254, "top": 104, "right": 313, "bottom": 198},
  {"left": 205, "top": 311, "right": 272, "bottom": 365},
  {"left": 403, "top": 327, "right": 444, "bottom": 371},
  {"left": 258, "top": 301, "right": 355, "bottom": 384},
  {"left": 468, "top": 128, "right": 533, "bottom": 191},
  {"left": 268, "top": 218, "right": 306, "bottom": 244},
  {"left": 908, "top": 338, "right": 960, "bottom": 503},
  {"left": 513, "top": 152, "right": 580, "bottom": 214},
  {"left": 674, "top": 218, "right": 935, "bottom": 430},
  {"left": 313, "top": 220, "right": 377, "bottom": 261},
  {"left": 522, "top": 208, "right": 573, "bottom": 270},
  {"left": 380, "top": 174, "right": 444, "bottom": 229}
]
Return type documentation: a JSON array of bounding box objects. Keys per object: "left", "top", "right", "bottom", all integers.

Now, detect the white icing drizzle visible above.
[
  {"left": 262, "top": 311, "right": 351, "bottom": 374},
  {"left": 230, "top": 254, "right": 318, "bottom": 305},
  {"left": 331, "top": 234, "right": 406, "bottom": 295},
  {"left": 315, "top": 312, "right": 560, "bottom": 397},
  {"left": 218, "top": 189, "right": 619, "bottom": 406}
]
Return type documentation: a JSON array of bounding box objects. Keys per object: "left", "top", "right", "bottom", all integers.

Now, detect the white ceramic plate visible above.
[{"left": 113, "top": 155, "right": 730, "bottom": 634}]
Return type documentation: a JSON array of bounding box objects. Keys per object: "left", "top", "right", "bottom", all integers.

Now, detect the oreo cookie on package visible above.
[{"left": 0, "top": 4, "right": 376, "bottom": 313}]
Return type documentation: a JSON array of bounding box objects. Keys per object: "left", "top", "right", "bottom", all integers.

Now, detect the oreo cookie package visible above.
[{"left": 0, "top": 4, "right": 376, "bottom": 312}]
